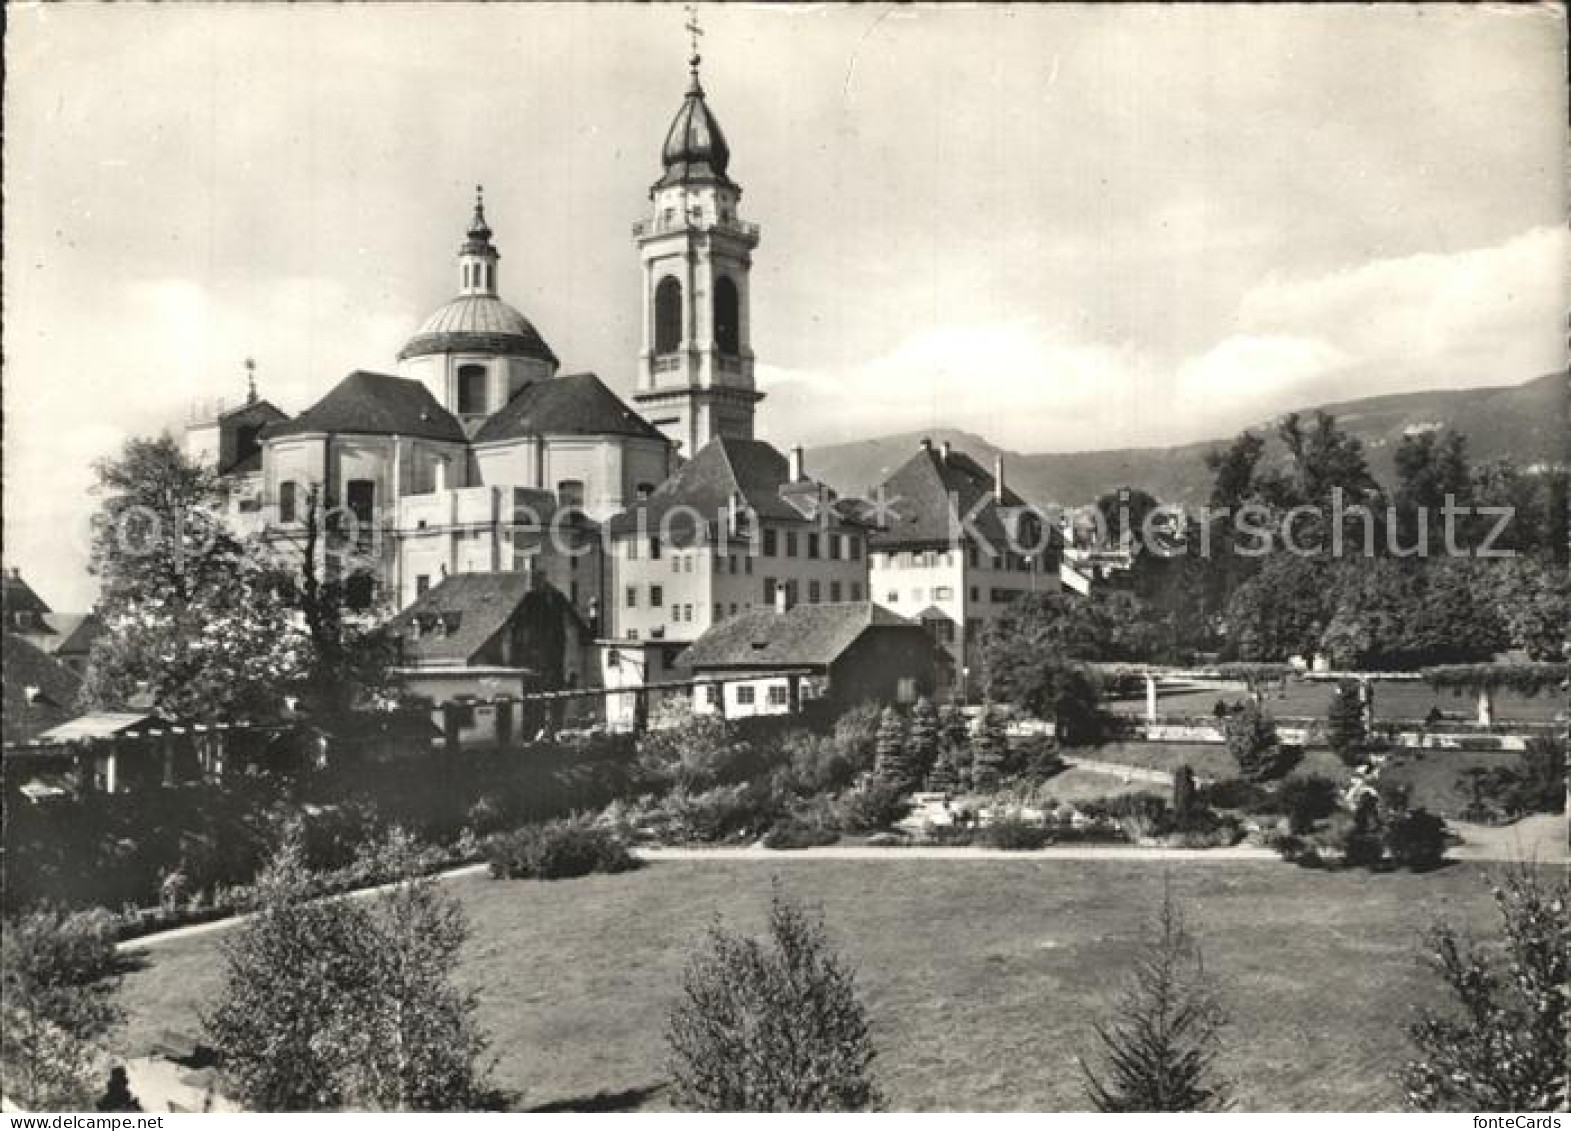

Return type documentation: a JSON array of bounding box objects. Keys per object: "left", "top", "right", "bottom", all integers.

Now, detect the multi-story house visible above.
[
  {"left": 865, "top": 439, "right": 1060, "bottom": 698},
  {"left": 606, "top": 438, "right": 872, "bottom": 643}
]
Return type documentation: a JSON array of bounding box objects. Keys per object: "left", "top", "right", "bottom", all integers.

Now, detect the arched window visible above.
[
  {"left": 457, "top": 364, "right": 487, "bottom": 415},
  {"left": 714, "top": 276, "right": 740, "bottom": 356},
  {"left": 654, "top": 276, "right": 683, "bottom": 355},
  {"left": 557, "top": 479, "right": 585, "bottom": 509},
  {"left": 278, "top": 481, "right": 297, "bottom": 524}
]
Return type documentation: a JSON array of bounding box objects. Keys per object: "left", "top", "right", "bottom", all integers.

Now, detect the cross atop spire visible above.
[
  {"left": 468, "top": 184, "right": 491, "bottom": 241},
  {"left": 684, "top": 4, "right": 704, "bottom": 80}
]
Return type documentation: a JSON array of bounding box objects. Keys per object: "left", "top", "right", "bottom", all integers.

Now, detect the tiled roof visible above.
[
  {"left": 3, "top": 634, "right": 84, "bottom": 743},
  {"left": 679, "top": 602, "right": 918, "bottom": 670},
  {"left": 385, "top": 572, "right": 583, "bottom": 667},
  {"left": 2, "top": 572, "right": 52, "bottom": 619},
  {"left": 865, "top": 444, "right": 1034, "bottom": 550},
  {"left": 268, "top": 371, "right": 467, "bottom": 444},
  {"left": 473, "top": 372, "right": 667, "bottom": 444},
  {"left": 18, "top": 613, "right": 105, "bottom": 657},
  {"left": 608, "top": 436, "right": 867, "bottom": 540},
  {"left": 386, "top": 572, "right": 535, "bottom": 666},
  {"left": 398, "top": 295, "right": 557, "bottom": 364}
]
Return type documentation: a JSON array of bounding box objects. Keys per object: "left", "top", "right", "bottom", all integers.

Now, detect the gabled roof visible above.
[
  {"left": 386, "top": 572, "right": 536, "bottom": 666},
  {"left": 865, "top": 444, "right": 1035, "bottom": 550},
  {"left": 385, "top": 572, "right": 584, "bottom": 667},
  {"left": 3, "top": 634, "right": 83, "bottom": 743},
  {"left": 267, "top": 371, "right": 466, "bottom": 444},
  {"left": 608, "top": 436, "right": 866, "bottom": 539},
  {"left": 3, "top": 571, "right": 52, "bottom": 619},
  {"left": 18, "top": 613, "right": 105, "bottom": 656},
  {"left": 679, "top": 602, "right": 919, "bottom": 670},
  {"left": 473, "top": 372, "right": 667, "bottom": 445}
]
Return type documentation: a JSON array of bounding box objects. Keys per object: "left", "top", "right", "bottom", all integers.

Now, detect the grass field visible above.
[
  {"left": 1107, "top": 680, "right": 1566, "bottom": 723},
  {"left": 116, "top": 859, "right": 1528, "bottom": 1111},
  {"left": 1067, "top": 741, "right": 1352, "bottom": 784}
]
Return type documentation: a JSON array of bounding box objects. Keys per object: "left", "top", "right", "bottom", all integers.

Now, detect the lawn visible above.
[
  {"left": 1107, "top": 680, "right": 1565, "bottom": 724},
  {"left": 116, "top": 859, "right": 1526, "bottom": 1111},
  {"left": 1068, "top": 740, "right": 1351, "bottom": 784}
]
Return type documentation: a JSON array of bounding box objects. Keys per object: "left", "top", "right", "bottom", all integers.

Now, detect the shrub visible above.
[
  {"left": 1224, "top": 701, "right": 1289, "bottom": 782},
  {"left": 979, "top": 813, "right": 1052, "bottom": 851},
  {"left": 486, "top": 818, "right": 639, "bottom": 881},
  {"left": 1197, "top": 777, "right": 1274, "bottom": 813},
  {"left": 1402, "top": 865, "right": 1568, "bottom": 1110},
  {"left": 1278, "top": 775, "right": 1340, "bottom": 834},
  {"left": 1171, "top": 765, "right": 1199, "bottom": 830},
  {"left": 774, "top": 731, "right": 856, "bottom": 797},
  {"left": 1336, "top": 794, "right": 1387, "bottom": 869},
  {"left": 667, "top": 886, "right": 882, "bottom": 1111},
  {"left": 1, "top": 907, "right": 125, "bottom": 1110},
  {"left": 831, "top": 703, "right": 884, "bottom": 774},
  {"left": 762, "top": 820, "right": 840, "bottom": 851},
  {"left": 1385, "top": 808, "right": 1448, "bottom": 871},
  {"left": 1080, "top": 884, "right": 1230, "bottom": 1111},
  {"left": 637, "top": 708, "right": 753, "bottom": 790},
  {"left": 832, "top": 781, "right": 910, "bottom": 833},
  {"left": 206, "top": 834, "right": 492, "bottom": 1111}
]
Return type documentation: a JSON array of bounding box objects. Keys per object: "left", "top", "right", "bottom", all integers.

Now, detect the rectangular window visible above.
[
  {"left": 706, "top": 685, "right": 720, "bottom": 706},
  {"left": 672, "top": 555, "right": 680, "bottom": 573},
  {"left": 683, "top": 604, "right": 693, "bottom": 622},
  {"left": 684, "top": 556, "right": 693, "bottom": 573},
  {"left": 828, "top": 534, "right": 841, "bottom": 560},
  {"left": 886, "top": 590, "right": 899, "bottom": 603},
  {"left": 628, "top": 539, "right": 640, "bottom": 561},
  {"left": 729, "top": 603, "right": 738, "bottom": 616},
  {"left": 970, "top": 586, "right": 980, "bottom": 602},
  {"left": 851, "top": 582, "right": 862, "bottom": 601},
  {"left": 934, "top": 586, "right": 953, "bottom": 600},
  {"left": 968, "top": 545, "right": 980, "bottom": 568},
  {"left": 807, "top": 533, "right": 820, "bottom": 559},
  {"left": 785, "top": 580, "right": 799, "bottom": 607},
  {"left": 650, "top": 537, "right": 662, "bottom": 560},
  {"left": 785, "top": 531, "right": 798, "bottom": 557},
  {"left": 278, "top": 481, "right": 297, "bottom": 524},
  {"left": 650, "top": 585, "right": 664, "bottom": 608},
  {"left": 896, "top": 677, "right": 918, "bottom": 705},
  {"left": 714, "top": 603, "right": 723, "bottom": 622},
  {"left": 625, "top": 586, "right": 638, "bottom": 608},
  {"left": 744, "top": 556, "right": 753, "bottom": 575},
  {"left": 763, "top": 528, "right": 777, "bottom": 556},
  {"left": 736, "top": 685, "right": 756, "bottom": 706},
  {"left": 671, "top": 603, "right": 680, "bottom": 623},
  {"left": 415, "top": 574, "right": 430, "bottom": 596},
  {"left": 830, "top": 581, "right": 842, "bottom": 602},
  {"left": 809, "top": 579, "right": 821, "bottom": 603},
  {"left": 767, "top": 685, "right": 789, "bottom": 707},
  {"left": 849, "top": 536, "right": 861, "bottom": 561},
  {"left": 764, "top": 577, "right": 777, "bottom": 603}
]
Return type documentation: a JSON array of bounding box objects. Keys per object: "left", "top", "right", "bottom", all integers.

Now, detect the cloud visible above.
[
  {"left": 1174, "top": 334, "right": 1352, "bottom": 419},
  {"left": 1237, "top": 225, "right": 1569, "bottom": 393}
]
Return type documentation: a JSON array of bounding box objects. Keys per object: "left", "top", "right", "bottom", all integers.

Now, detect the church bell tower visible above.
[{"left": 633, "top": 27, "right": 762, "bottom": 457}]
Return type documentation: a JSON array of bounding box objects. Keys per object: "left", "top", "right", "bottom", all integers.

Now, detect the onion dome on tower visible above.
[{"left": 652, "top": 51, "right": 737, "bottom": 193}]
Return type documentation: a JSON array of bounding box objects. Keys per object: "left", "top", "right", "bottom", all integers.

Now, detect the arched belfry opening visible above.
[
  {"left": 654, "top": 277, "right": 684, "bottom": 355},
  {"left": 714, "top": 276, "right": 740, "bottom": 356}
]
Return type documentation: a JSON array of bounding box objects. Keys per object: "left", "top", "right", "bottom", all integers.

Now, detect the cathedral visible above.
[{"left": 190, "top": 44, "right": 821, "bottom": 638}]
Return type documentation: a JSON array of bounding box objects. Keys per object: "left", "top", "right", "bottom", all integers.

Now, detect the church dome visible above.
[
  {"left": 654, "top": 67, "right": 733, "bottom": 190},
  {"left": 397, "top": 294, "right": 558, "bottom": 365}
]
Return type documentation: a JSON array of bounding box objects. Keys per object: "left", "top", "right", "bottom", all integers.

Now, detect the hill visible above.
[{"left": 805, "top": 372, "right": 1568, "bottom": 507}]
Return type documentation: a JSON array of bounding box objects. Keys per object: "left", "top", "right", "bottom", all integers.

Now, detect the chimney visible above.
[
  {"left": 994, "top": 453, "right": 1006, "bottom": 504},
  {"left": 920, "top": 436, "right": 932, "bottom": 452},
  {"left": 940, "top": 440, "right": 952, "bottom": 463},
  {"left": 789, "top": 445, "right": 805, "bottom": 481}
]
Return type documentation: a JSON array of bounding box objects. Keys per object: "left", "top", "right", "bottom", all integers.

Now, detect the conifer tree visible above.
[
  {"left": 872, "top": 706, "right": 911, "bottom": 791},
  {"left": 906, "top": 697, "right": 940, "bottom": 785},
  {"left": 1325, "top": 678, "right": 1369, "bottom": 767},
  {"left": 1081, "top": 885, "right": 1230, "bottom": 1112},
  {"left": 969, "top": 701, "right": 1008, "bottom": 792}
]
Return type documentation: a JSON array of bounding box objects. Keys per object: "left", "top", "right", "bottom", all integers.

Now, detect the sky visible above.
[{"left": 5, "top": 2, "right": 1567, "bottom": 608}]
